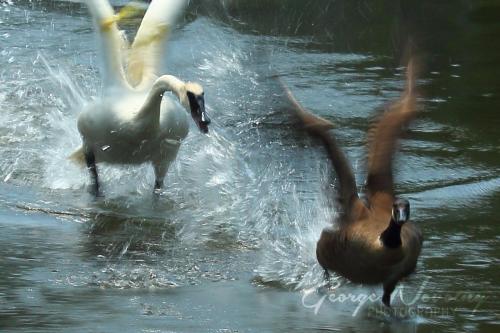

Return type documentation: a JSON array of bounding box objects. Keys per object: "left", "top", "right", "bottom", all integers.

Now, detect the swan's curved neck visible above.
[
  {"left": 151, "top": 75, "right": 185, "bottom": 101},
  {"left": 138, "top": 75, "right": 186, "bottom": 120}
]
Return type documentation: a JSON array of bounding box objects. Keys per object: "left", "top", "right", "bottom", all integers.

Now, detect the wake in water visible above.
[
  {"left": 1, "top": 3, "right": 442, "bottom": 296},
  {"left": 31, "top": 15, "right": 338, "bottom": 290},
  {"left": 0, "top": 10, "right": 348, "bottom": 294}
]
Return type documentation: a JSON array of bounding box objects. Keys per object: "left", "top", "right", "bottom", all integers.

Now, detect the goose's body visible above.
[
  {"left": 74, "top": 0, "right": 210, "bottom": 193},
  {"left": 285, "top": 58, "right": 423, "bottom": 306},
  {"left": 317, "top": 211, "right": 422, "bottom": 286}
]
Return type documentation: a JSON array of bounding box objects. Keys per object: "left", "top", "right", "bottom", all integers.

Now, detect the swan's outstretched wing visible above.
[
  {"left": 128, "top": 0, "right": 187, "bottom": 88},
  {"left": 85, "top": 0, "right": 129, "bottom": 89},
  {"left": 365, "top": 59, "right": 418, "bottom": 211},
  {"left": 282, "top": 82, "right": 360, "bottom": 221}
]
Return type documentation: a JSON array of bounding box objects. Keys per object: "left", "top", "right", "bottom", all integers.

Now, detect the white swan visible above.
[{"left": 71, "top": 0, "right": 210, "bottom": 194}]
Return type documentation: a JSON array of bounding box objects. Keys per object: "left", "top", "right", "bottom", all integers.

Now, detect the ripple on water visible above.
[{"left": 1, "top": 4, "right": 499, "bottom": 331}]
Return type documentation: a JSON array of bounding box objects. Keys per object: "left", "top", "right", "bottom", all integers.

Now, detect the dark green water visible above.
[{"left": 0, "top": 0, "right": 498, "bottom": 332}]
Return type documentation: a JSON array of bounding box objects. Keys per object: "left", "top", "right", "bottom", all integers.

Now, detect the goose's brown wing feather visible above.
[
  {"left": 366, "top": 59, "right": 418, "bottom": 211},
  {"left": 282, "top": 82, "right": 360, "bottom": 222}
]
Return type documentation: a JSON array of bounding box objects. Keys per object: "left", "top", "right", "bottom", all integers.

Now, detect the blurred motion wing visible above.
[
  {"left": 281, "top": 80, "right": 360, "bottom": 221},
  {"left": 127, "top": 0, "right": 187, "bottom": 88},
  {"left": 365, "top": 58, "right": 419, "bottom": 211}
]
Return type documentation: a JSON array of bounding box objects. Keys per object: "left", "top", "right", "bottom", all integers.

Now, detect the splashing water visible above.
[{"left": 0, "top": 13, "right": 336, "bottom": 293}]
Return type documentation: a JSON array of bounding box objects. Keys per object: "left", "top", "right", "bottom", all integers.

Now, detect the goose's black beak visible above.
[
  {"left": 397, "top": 207, "right": 407, "bottom": 223},
  {"left": 392, "top": 198, "right": 410, "bottom": 224},
  {"left": 188, "top": 93, "right": 210, "bottom": 134}
]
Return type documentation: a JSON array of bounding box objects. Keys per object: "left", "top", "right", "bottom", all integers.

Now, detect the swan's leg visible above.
[
  {"left": 85, "top": 0, "right": 129, "bottom": 88},
  {"left": 128, "top": 0, "right": 187, "bottom": 87},
  {"left": 153, "top": 142, "right": 182, "bottom": 192},
  {"left": 84, "top": 150, "right": 100, "bottom": 196},
  {"left": 153, "top": 161, "right": 169, "bottom": 192}
]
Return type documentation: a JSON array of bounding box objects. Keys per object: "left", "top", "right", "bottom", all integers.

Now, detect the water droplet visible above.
[
  {"left": 429, "top": 98, "right": 447, "bottom": 103},
  {"left": 4, "top": 170, "right": 13, "bottom": 182},
  {"left": 101, "top": 145, "right": 111, "bottom": 151},
  {"left": 365, "top": 66, "right": 384, "bottom": 71}
]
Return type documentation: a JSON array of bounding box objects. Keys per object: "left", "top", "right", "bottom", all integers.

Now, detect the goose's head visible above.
[
  {"left": 183, "top": 82, "right": 210, "bottom": 134},
  {"left": 391, "top": 198, "right": 410, "bottom": 225}
]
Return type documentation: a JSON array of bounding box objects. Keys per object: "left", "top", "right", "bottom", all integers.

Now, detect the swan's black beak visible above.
[{"left": 188, "top": 93, "right": 210, "bottom": 134}]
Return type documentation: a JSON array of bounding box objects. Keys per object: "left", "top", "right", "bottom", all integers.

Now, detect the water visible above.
[{"left": 1, "top": 0, "right": 499, "bottom": 332}]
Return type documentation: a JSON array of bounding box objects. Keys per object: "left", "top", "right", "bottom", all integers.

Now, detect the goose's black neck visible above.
[{"left": 380, "top": 219, "right": 402, "bottom": 248}]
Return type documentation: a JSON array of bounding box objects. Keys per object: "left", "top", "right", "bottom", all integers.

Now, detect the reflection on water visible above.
[{"left": 0, "top": 0, "right": 499, "bottom": 332}]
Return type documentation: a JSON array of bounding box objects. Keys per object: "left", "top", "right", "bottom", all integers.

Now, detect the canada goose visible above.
[
  {"left": 284, "top": 59, "right": 423, "bottom": 307},
  {"left": 71, "top": 0, "right": 210, "bottom": 194}
]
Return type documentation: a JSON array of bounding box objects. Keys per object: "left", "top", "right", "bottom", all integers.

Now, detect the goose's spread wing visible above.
[
  {"left": 365, "top": 59, "right": 418, "bottom": 211},
  {"left": 85, "top": 0, "right": 129, "bottom": 89},
  {"left": 128, "top": 0, "right": 187, "bottom": 88},
  {"left": 282, "top": 82, "right": 360, "bottom": 222}
]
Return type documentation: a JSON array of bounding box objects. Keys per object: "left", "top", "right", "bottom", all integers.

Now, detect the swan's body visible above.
[
  {"left": 77, "top": 85, "right": 188, "bottom": 164},
  {"left": 284, "top": 58, "right": 422, "bottom": 307},
  {"left": 74, "top": 0, "right": 210, "bottom": 193}
]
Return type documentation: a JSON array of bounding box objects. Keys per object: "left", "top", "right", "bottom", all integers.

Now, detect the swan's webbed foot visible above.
[{"left": 85, "top": 150, "right": 101, "bottom": 197}]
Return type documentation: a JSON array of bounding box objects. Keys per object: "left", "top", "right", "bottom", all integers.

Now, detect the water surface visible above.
[{"left": 0, "top": 0, "right": 499, "bottom": 332}]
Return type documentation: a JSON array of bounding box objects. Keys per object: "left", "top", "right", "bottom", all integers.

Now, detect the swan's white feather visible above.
[
  {"left": 74, "top": 0, "right": 195, "bottom": 189},
  {"left": 77, "top": 90, "right": 188, "bottom": 165},
  {"left": 128, "top": 0, "right": 188, "bottom": 87},
  {"left": 85, "top": 0, "right": 129, "bottom": 89}
]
